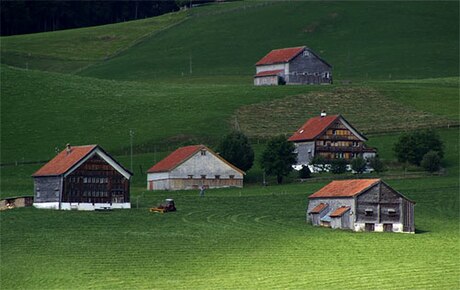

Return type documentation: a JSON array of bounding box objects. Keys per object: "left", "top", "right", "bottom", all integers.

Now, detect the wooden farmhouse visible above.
[
  {"left": 147, "top": 145, "right": 245, "bottom": 191},
  {"left": 32, "top": 144, "right": 132, "bottom": 210},
  {"left": 254, "top": 46, "right": 332, "bottom": 86},
  {"left": 307, "top": 179, "right": 415, "bottom": 233},
  {"left": 288, "top": 112, "right": 376, "bottom": 166}
]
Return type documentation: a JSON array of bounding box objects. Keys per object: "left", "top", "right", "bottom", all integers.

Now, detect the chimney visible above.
[
  {"left": 320, "top": 110, "right": 327, "bottom": 117},
  {"left": 66, "top": 143, "right": 71, "bottom": 154}
]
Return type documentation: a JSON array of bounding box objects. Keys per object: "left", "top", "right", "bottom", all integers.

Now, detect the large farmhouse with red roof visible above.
[
  {"left": 307, "top": 179, "right": 415, "bottom": 233},
  {"left": 147, "top": 145, "right": 245, "bottom": 191},
  {"left": 254, "top": 46, "right": 332, "bottom": 86},
  {"left": 288, "top": 112, "right": 376, "bottom": 166},
  {"left": 32, "top": 144, "right": 132, "bottom": 210}
]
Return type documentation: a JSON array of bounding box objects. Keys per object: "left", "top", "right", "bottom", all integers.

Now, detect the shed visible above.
[{"left": 307, "top": 179, "right": 415, "bottom": 233}]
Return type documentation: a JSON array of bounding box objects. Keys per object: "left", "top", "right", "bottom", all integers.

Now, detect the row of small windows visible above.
[
  {"left": 290, "top": 72, "right": 330, "bottom": 78},
  {"left": 187, "top": 175, "right": 234, "bottom": 179},
  {"left": 364, "top": 208, "right": 397, "bottom": 216},
  {"left": 316, "top": 140, "right": 361, "bottom": 147}
]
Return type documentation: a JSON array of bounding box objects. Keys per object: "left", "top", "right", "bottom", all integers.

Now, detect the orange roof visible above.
[
  {"left": 255, "top": 69, "right": 284, "bottom": 77},
  {"left": 33, "top": 145, "right": 97, "bottom": 176},
  {"left": 147, "top": 145, "right": 204, "bottom": 173},
  {"left": 288, "top": 115, "right": 339, "bottom": 142},
  {"left": 309, "top": 203, "right": 328, "bottom": 214},
  {"left": 256, "top": 46, "right": 305, "bottom": 65},
  {"left": 329, "top": 206, "right": 351, "bottom": 217},
  {"left": 309, "top": 179, "right": 381, "bottom": 198}
]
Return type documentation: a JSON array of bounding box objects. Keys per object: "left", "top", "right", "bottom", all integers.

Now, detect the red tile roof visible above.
[
  {"left": 309, "top": 179, "right": 381, "bottom": 198},
  {"left": 288, "top": 115, "right": 339, "bottom": 142},
  {"left": 33, "top": 145, "right": 97, "bottom": 176},
  {"left": 329, "top": 206, "right": 351, "bottom": 217},
  {"left": 255, "top": 69, "right": 284, "bottom": 77},
  {"left": 147, "top": 145, "right": 205, "bottom": 173},
  {"left": 309, "top": 203, "right": 328, "bottom": 214},
  {"left": 256, "top": 46, "right": 305, "bottom": 65}
]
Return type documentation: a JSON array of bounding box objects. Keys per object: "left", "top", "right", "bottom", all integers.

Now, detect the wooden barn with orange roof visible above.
[
  {"left": 289, "top": 112, "right": 377, "bottom": 167},
  {"left": 307, "top": 179, "right": 415, "bottom": 233},
  {"left": 254, "top": 46, "right": 332, "bottom": 86},
  {"left": 147, "top": 145, "right": 245, "bottom": 191},
  {"left": 32, "top": 144, "right": 132, "bottom": 210}
]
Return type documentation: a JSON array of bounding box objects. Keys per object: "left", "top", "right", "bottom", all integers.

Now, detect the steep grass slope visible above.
[
  {"left": 81, "top": 1, "right": 459, "bottom": 82},
  {"left": 0, "top": 11, "right": 186, "bottom": 73}
]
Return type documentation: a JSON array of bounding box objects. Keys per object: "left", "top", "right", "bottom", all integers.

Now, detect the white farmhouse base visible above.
[
  {"left": 33, "top": 202, "right": 131, "bottom": 211},
  {"left": 354, "top": 222, "right": 409, "bottom": 233}
]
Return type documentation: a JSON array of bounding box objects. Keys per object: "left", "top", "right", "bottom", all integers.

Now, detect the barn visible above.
[
  {"left": 254, "top": 46, "right": 332, "bottom": 86},
  {"left": 289, "top": 112, "right": 377, "bottom": 166},
  {"left": 307, "top": 179, "right": 415, "bottom": 233},
  {"left": 32, "top": 144, "right": 132, "bottom": 210},
  {"left": 147, "top": 145, "right": 245, "bottom": 191}
]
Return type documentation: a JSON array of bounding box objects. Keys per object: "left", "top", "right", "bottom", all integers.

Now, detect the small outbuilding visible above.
[
  {"left": 32, "top": 144, "right": 132, "bottom": 210},
  {"left": 254, "top": 46, "right": 332, "bottom": 86},
  {"left": 307, "top": 179, "right": 415, "bottom": 233},
  {"left": 0, "top": 196, "right": 34, "bottom": 210},
  {"left": 147, "top": 145, "right": 244, "bottom": 191}
]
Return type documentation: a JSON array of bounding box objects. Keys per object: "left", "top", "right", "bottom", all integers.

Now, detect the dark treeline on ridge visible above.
[{"left": 1, "top": 0, "right": 181, "bottom": 36}]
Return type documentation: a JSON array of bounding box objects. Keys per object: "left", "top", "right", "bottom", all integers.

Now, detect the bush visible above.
[
  {"left": 330, "top": 158, "right": 347, "bottom": 174},
  {"left": 368, "top": 156, "right": 385, "bottom": 172},
  {"left": 351, "top": 157, "right": 367, "bottom": 174},
  {"left": 298, "top": 165, "right": 311, "bottom": 179},
  {"left": 394, "top": 129, "right": 444, "bottom": 166},
  {"left": 421, "top": 151, "right": 441, "bottom": 172},
  {"left": 217, "top": 131, "right": 254, "bottom": 172},
  {"left": 260, "top": 135, "right": 296, "bottom": 184},
  {"left": 310, "top": 155, "right": 327, "bottom": 172}
]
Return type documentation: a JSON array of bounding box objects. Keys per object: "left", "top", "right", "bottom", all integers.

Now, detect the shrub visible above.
[
  {"left": 421, "top": 151, "right": 441, "bottom": 172},
  {"left": 351, "top": 157, "right": 367, "bottom": 174},
  {"left": 368, "top": 156, "right": 385, "bottom": 172},
  {"left": 310, "top": 155, "right": 327, "bottom": 172},
  {"left": 260, "top": 135, "right": 296, "bottom": 184},
  {"left": 394, "top": 129, "right": 444, "bottom": 166},
  {"left": 298, "top": 165, "right": 311, "bottom": 179},
  {"left": 330, "top": 158, "right": 347, "bottom": 174}
]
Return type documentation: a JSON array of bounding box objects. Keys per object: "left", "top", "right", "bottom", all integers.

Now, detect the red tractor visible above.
[{"left": 150, "top": 199, "right": 176, "bottom": 213}]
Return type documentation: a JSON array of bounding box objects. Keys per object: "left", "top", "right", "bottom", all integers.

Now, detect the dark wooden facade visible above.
[
  {"left": 62, "top": 155, "right": 130, "bottom": 204},
  {"left": 287, "top": 49, "right": 332, "bottom": 84}
]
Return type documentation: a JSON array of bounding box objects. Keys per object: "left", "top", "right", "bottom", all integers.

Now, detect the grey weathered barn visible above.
[
  {"left": 307, "top": 179, "right": 415, "bottom": 233},
  {"left": 254, "top": 46, "right": 332, "bottom": 85},
  {"left": 147, "top": 145, "right": 245, "bottom": 191},
  {"left": 32, "top": 144, "right": 132, "bottom": 210}
]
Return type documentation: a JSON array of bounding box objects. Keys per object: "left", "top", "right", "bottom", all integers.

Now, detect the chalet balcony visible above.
[
  {"left": 315, "top": 145, "right": 364, "bottom": 152},
  {"left": 319, "top": 135, "right": 360, "bottom": 141}
]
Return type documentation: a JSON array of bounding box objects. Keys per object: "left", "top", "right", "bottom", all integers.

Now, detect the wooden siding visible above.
[
  {"left": 61, "top": 154, "right": 130, "bottom": 204},
  {"left": 34, "top": 176, "right": 62, "bottom": 203},
  {"left": 315, "top": 121, "right": 365, "bottom": 160},
  {"left": 287, "top": 50, "right": 332, "bottom": 84}
]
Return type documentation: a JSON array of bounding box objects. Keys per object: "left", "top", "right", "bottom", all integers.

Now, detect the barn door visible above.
[{"left": 149, "top": 181, "right": 154, "bottom": 190}]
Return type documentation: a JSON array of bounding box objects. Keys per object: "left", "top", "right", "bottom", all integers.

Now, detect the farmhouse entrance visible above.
[
  {"left": 365, "top": 223, "right": 375, "bottom": 232},
  {"left": 383, "top": 224, "right": 393, "bottom": 232}
]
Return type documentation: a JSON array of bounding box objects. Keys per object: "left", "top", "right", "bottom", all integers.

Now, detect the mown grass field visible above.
[{"left": 1, "top": 1, "right": 459, "bottom": 289}]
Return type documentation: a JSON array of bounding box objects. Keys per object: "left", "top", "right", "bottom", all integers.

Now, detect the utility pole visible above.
[{"left": 129, "top": 129, "right": 134, "bottom": 172}]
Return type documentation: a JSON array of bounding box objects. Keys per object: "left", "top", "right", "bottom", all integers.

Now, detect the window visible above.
[
  {"left": 229, "top": 175, "right": 235, "bottom": 179},
  {"left": 365, "top": 209, "right": 373, "bottom": 216},
  {"left": 201, "top": 150, "right": 206, "bottom": 156},
  {"left": 188, "top": 175, "right": 193, "bottom": 179},
  {"left": 201, "top": 175, "right": 206, "bottom": 179},
  {"left": 303, "top": 51, "right": 310, "bottom": 57},
  {"left": 36, "top": 191, "right": 40, "bottom": 198},
  {"left": 215, "top": 175, "right": 220, "bottom": 179},
  {"left": 388, "top": 209, "right": 396, "bottom": 216}
]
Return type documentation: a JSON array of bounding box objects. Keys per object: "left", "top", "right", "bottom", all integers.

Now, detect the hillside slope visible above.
[{"left": 80, "top": 1, "right": 459, "bottom": 82}]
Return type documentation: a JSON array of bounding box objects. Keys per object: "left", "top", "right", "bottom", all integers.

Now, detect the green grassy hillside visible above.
[
  {"left": 80, "top": 1, "right": 459, "bottom": 82},
  {"left": 0, "top": 11, "right": 186, "bottom": 73}
]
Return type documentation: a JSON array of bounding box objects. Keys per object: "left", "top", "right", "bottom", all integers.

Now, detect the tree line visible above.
[{"left": 1, "top": 0, "right": 184, "bottom": 36}]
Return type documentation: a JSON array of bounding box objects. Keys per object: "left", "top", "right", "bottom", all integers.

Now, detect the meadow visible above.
[{"left": 1, "top": 1, "right": 459, "bottom": 289}]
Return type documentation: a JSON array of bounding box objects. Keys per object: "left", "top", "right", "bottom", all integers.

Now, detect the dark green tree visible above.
[
  {"left": 368, "top": 156, "right": 385, "bottom": 173},
  {"left": 421, "top": 151, "right": 441, "bottom": 172},
  {"left": 260, "top": 135, "right": 296, "bottom": 184},
  {"left": 217, "top": 131, "right": 254, "bottom": 172},
  {"left": 351, "top": 157, "right": 367, "bottom": 174},
  {"left": 394, "top": 129, "right": 444, "bottom": 166},
  {"left": 330, "top": 158, "right": 348, "bottom": 174}
]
